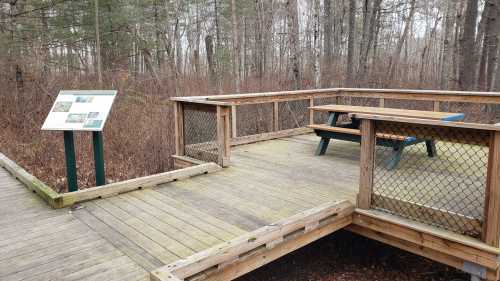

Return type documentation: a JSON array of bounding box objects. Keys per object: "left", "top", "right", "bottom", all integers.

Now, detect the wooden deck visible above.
[{"left": 0, "top": 134, "right": 359, "bottom": 281}]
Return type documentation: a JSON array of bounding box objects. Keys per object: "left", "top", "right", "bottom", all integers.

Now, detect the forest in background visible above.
[{"left": 1, "top": 0, "right": 500, "bottom": 191}]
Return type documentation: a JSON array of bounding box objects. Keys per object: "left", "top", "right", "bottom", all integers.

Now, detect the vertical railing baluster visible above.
[
  {"left": 217, "top": 105, "right": 231, "bottom": 167},
  {"left": 174, "top": 101, "right": 185, "bottom": 156},
  {"left": 358, "top": 119, "right": 376, "bottom": 209}
]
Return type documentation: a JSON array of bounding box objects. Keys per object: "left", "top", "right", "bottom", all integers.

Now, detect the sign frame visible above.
[
  {"left": 42, "top": 90, "right": 117, "bottom": 192},
  {"left": 42, "top": 90, "right": 117, "bottom": 132}
]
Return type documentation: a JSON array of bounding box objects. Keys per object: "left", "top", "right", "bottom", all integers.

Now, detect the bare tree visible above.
[
  {"left": 322, "top": 0, "right": 332, "bottom": 87},
  {"left": 312, "top": 0, "right": 321, "bottom": 88},
  {"left": 459, "top": 0, "right": 479, "bottom": 90},
  {"left": 345, "top": 0, "right": 356, "bottom": 87},
  {"left": 95, "top": 0, "right": 102, "bottom": 86},
  {"left": 231, "top": 0, "right": 241, "bottom": 93},
  {"left": 286, "top": 0, "right": 300, "bottom": 90},
  {"left": 357, "top": 0, "right": 382, "bottom": 86},
  {"left": 440, "top": 0, "right": 456, "bottom": 90},
  {"left": 205, "top": 35, "right": 217, "bottom": 92},
  {"left": 477, "top": 0, "right": 500, "bottom": 91},
  {"left": 386, "top": 0, "right": 416, "bottom": 87}
]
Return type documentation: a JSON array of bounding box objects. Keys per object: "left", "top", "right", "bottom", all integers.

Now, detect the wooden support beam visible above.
[
  {"left": 483, "top": 131, "right": 500, "bottom": 247},
  {"left": 358, "top": 119, "right": 376, "bottom": 209},
  {"left": 217, "top": 106, "right": 231, "bottom": 167},
  {"left": 371, "top": 194, "right": 482, "bottom": 235},
  {"left": 231, "top": 128, "right": 313, "bottom": 146},
  {"left": 379, "top": 98, "right": 385, "bottom": 107},
  {"left": 172, "top": 155, "right": 207, "bottom": 169},
  {"left": 352, "top": 209, "right": 500, "bottom": 270},
  {"left": 347, "top": 224, "right": 499, "bottom": 280},
  {"left": 174, "top": 101, "right": 185, "bottom": 156}
]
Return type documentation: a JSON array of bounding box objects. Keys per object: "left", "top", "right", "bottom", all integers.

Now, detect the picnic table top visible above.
[{"left": 309, "top": 104, "right": 464, "bottom": 121}]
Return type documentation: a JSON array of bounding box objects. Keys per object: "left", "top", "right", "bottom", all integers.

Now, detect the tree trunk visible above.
[
  {"left": 477, "top": 0, "right": 499, "bottom": 91},
  {"left": 386, "top": 0, "right": 416, "bottom": 87},
  {"left": 459, "top": 0, "right": 479, "bottom": 90},
  {"left": 230, "top": 0, "right": 241, "bottom": 93},
  {"left": 94, "top": 0, "right": 103, "bottom": 86},
  {"left": 214, "top": 0, "right": 222, "bottom": 93},
  {"left": 174, "top": 0, "right": 183, "bottom": 76},
  {"left": 286, "top": 0, "right": 300, "bottom": 90},
  {"left": 205, "top": 35, "right": 217, "bottom": 92},
  {"left": 440, "top": 0, "right": 456, "bottom": 90},
  {"left": 345, "top": 0, "right": 356, "bottom": 87},
  {"left": 357, "top": 0, "right": 382, "bottom": 86},
  {"left": 312, "top": 0, "right": 321, "bottom": 88},
  {"left": 495, "top": 45, "right": 500, "bottom": 91},
  {"left": 356, "top": 0, "right": 371, "bottom": 86},
  {"left": 322, "top": 0, "right": 332, "bottom": 87}
]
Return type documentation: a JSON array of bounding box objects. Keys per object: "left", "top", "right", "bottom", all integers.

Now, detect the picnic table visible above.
[{"left": 307, "top": 105, "right": 465, "bottom": 169}]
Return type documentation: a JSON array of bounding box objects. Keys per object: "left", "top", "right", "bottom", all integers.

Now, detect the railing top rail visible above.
[
  {"left": 170, "top": 97, "right": 232, "bottom": 106},
  {"left": 171, "top": 88, "right": 500, "bottom": 105},
  {"left": 353, "top": 113, "right": 500, "bottom": 132}
]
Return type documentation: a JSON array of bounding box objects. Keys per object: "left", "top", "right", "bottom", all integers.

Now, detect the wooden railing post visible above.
[
  {"left": 433, "top": 101, "right": 440, "bottom": 111},
  {"left": 309, "top": 98, "right": 314, "bottom": 125},
  {"left": 231, "top": 105, "right": 237, "bottom": 138},
  {"left": 358, "top": 119, "right": 376, "bottom": 209},
  {"left": 273, "top": 101, "right": 279, "bottom": 131},
  {"left": 174, "top": 101, "right": 185, "bottom": 156},
  {"left": 217, "top": 105, "right": 231, "bottom": 167},
  {"left": 482, "top": 131, "right": 500, "bottom": 247}
]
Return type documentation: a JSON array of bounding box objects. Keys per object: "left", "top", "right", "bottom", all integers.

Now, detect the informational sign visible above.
[{"left": 42, "top": 90, "right": 117, "bottom": 131}]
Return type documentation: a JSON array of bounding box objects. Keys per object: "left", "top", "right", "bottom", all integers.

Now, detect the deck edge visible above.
[
  {"left": 150, "top": 200, "right": 354, "bottom": 281},
  {"left": 0, "top": 152, "right": 63, "bottom": 208},
  {"left": 60, "top": 163, "right": 222, "bottom": 207},
  {"left": 351, "top": 209, "right": 500, "bottom": 278}
]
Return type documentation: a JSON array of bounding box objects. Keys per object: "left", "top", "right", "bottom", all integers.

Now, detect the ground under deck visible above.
[{"left": 0, "top": 134, "right": 359, "bottom": 280}]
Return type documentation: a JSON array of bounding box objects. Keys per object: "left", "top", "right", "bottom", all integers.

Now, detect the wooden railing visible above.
[
  {"left": 172, "top": 88, "right": 500, "bottom": 167},
  {"left": 355, "top": 114, "right": 500, "bottom": 249}
]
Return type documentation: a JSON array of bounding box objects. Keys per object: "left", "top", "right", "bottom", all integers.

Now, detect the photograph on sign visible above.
[{"left": 42, "top": 90, "right": 117, "bottom": 131}]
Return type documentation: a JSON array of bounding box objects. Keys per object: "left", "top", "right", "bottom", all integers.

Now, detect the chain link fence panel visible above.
[
  {"left": 183, "top": 104, "right": 219, "bottom": 163},
  {"left": 371, "top": 121, "right": 490, "bottom": 237}
]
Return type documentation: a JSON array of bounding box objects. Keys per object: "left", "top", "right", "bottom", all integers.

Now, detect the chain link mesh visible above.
[
  {"left": 236, "top": 103, "right": 273, "bottom": 136},
  {"left": 372, "top": 121, "right": 490, "bottom": 237},
  {"left": 439, "top": 102, "right": 500, "bottom": 123},
  {"left": 278, "top": 100, "right": 310, "bottom": 130},
  {"left": 183, "top": 104, "right": 218, "bottom": 163}
]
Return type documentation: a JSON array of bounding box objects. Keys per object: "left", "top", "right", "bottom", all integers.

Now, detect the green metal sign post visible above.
[
  {"left": 42, "top": 90, "right": 117, "bottom": 192},
  {"left": 92, "top": 131, "right": 106, "bottom": 186},
  {"left": 63, "top": 131, "right": 78, "bottom": 192}
]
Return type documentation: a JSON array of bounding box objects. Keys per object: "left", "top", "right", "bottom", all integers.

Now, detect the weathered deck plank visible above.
[
  {"left": 0, "top": 134, "right": 359, "bottom": 280},
  {"left": 0, "top": 167, "right": 149, "bottom": 281}
]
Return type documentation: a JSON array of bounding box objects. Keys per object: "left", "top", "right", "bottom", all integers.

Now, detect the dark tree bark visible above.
[
  {"left": 205, "top": 35, "right": 217, "bottom": 92},
  {"left": 322, "top": 0, "right": 333, "bottom": 87},
  {"left": 459, "top": 0, "right": 479, "bottom": 90},
  {"left": 286, "top": 0, "right": 300, "bottom": 90},
  {"left": 477, "top": 0, "right": 500, "bottom": 91},
  {"left": 345, "top": 0, "right": 356, "bottom": 87}
]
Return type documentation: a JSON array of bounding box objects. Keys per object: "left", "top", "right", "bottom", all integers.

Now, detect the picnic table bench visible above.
[{"left": 307, "top": 105, "right": 465, "bottom": 169}]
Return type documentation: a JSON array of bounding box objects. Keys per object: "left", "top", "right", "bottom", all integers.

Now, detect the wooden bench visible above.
[{"left": 308, "top": 105, "right": 465, "bottom": 169}]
